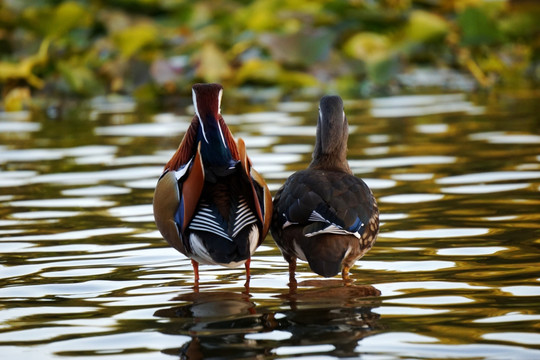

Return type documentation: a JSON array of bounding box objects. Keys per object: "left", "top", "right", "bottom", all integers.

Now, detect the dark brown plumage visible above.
[{"left": 271, "top": 95, "right": 379, "bottom": 282}]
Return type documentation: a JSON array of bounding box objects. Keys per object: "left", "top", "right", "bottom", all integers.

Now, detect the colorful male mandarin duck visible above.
[
  {"left": 271, "top": 95, "right": 379, "bottom": 282},
  {"left": 153, "top": 83, "right": 272, "bottom": 283}
]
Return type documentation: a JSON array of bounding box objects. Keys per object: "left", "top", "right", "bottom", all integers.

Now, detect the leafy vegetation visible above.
[{"left": 1, "top": 0, "right": 539, "bottom": 109}]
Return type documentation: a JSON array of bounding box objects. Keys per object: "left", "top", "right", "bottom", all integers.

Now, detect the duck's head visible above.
[
  {"left": 311, "top": 95, "right": 350, "bottom": 171},
  {"left": 192, "top": 83, "right": 234, "bottom": 167}
]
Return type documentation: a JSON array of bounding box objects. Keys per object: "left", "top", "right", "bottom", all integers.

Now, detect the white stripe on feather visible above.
[
  {"left": 189, "top": 202, "right": 232, "bottom": 241},
  {"left": 189, "top": 223, "right": 231, "bottom": 241},
  {"left": 232, "top": 196, "right": 257, "bottom": 238},
  {"left": 188, "top": 196, "right": 257, "bottom": 240},
  {"left": 192, "top": 89, "right": 208, "bottom": 143},
  {"left": 232, "top": 218, "right": 257, "bottom": 238},
  {"left": 190, "top": 217, "right": 222, "bottom": 229},
  {"left": 235, "top": 208, "right": 255, "bottom": 223},
  {"left": 306, "top": 210, "right": 362, "bottom": 238},
  {"left": 282, "top": 212, "right": 298, "bottom": 229},
  {"left": 308, "top": 210, "right": 327, "bottom": 223},
  {"left": 304, "top": 224, "right": 361, "bottom": 239}
]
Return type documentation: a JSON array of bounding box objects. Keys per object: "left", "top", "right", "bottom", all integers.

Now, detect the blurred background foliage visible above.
[{"left": 0, "top": 0, "right": 539, "bottom": 110}]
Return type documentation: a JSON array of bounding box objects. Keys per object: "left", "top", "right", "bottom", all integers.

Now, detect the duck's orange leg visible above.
[
  {"left": 244, "top": 258, "right": 251, "bottom": 292},
  {"left": 286, "top": 258, "right": 297, "bottom": 294},
  {"left": 342, "top": 265, "right": 352, "bottom": 285},
  {"left": 287, "top": 257, "right": 297, "bottom": 289},
  {"left": 245, "top": 258, "right": 251, "bottom": 279},
  {"left": 191, "top": 259, "right": 200, "bottom": 283}
]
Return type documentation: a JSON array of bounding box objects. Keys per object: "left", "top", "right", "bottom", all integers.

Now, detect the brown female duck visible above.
[
  {"left": 153, "top": 83, "right": 272, "bottom": 284},
  {"left": 271, "top": 95, "right": 379, "bottom": 283}
]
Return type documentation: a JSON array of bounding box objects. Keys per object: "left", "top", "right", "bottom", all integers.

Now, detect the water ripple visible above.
[
  {"left": 437, "top": 246, "right": 506, "bottom": 256},
  {"left": 436, "top": 171, "right": 540, "bottom": 185},
  {"left": 470, "top": 132, "right": 540, "bottom": 144},
  {"left": 358, "top": 261, "right": 455, "bottom": 272},
  {"left": 382, "top": 228, "right": 489, "bottom": 239},
  {"left": 349, "top": 156, "right": 456, "bottom": 168},
  {"left": 3, "top": 228, "right": 134, "bottom": 241},
  {"left": 30, "top": 166, "right": 162, "bottom": 185},
  {"left": 7, "top": 198, "right": 116, "bottom": 208},
  {"left": 441, "top": 183, "right": 530, "bottom": 194},
  {"left": 379, "top": 193, "right": 444, "bottom": 203}
]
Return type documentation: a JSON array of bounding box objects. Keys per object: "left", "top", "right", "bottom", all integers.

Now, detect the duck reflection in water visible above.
[
  {"left": 155, "top": 281, "right": 380, "bottom": 359},
  {"left": 275, "top": 280, "right": 382, "bottom": 358},
  {"left": 154, "top": 290, "right": 274, "bottom": 359}
]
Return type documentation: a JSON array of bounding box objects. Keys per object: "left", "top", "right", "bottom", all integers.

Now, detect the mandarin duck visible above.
[
  {"left": 271, "top": 95, "right": 379, "bottom": 283},
  {"left": 153, "top": 83, "right": 272, "bottom": 284}
]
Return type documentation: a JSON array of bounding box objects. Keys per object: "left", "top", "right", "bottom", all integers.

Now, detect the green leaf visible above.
[
  {"left": 259, "top": 28, "right": 335, "bottom": 67},
  {"left": 458, "top": 6, "right": 501, "bottom": 46},
  {"left": 58, "top": 61, "right": 102, "bottom": 95},
  {"left": 366, "top": 57, "right": 397, "bottom": 86}
]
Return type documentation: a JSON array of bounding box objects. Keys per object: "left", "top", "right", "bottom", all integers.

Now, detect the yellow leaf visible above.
[
  {"left": 277, "top": 70, "right": 318, "bottom": 88},
  {"left": 113, "top": 23, "right": 159, "bottom": 58},
  {"left": 50, "top": 1, "right": 90, "bottom": 37},
  {"left": 405, "top": 10, "right": 448, "bottom": 43},
  {"left": 344, "top": 32, "right": 392, "bottom": 64},
  {"left": 195, "top": 42, "right": 232, "bottom": 83},
  {"left": 4, "top": 87, "right": 31, "bottom": 112},
  {"left": 0, "top": 38, "right": 49, "bottom": 88},
  {"left": 453, "top": 0, "right": 485, "bottom": 12},
  {"left": 234, "top": 58, "right": 280, "bottom": 84}
]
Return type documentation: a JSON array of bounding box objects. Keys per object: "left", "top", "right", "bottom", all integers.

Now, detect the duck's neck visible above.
[
  {"left": 309, "top": 137, "right": 351, "bottom": 173},
  {"left": 309, "top": 153, "right": 351, "bottom": 173},
  {"left": 197, "top": 117, "right": 234, "bottom": 168}
]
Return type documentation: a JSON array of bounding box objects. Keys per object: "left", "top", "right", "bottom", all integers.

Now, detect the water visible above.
[{"left": 1, "top": 91, "right": 539, "bottom": 359}]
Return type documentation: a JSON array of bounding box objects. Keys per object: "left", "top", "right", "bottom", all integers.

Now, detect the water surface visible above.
[{"left": 1, "top": 91, "right": 539, "bottom": 359}]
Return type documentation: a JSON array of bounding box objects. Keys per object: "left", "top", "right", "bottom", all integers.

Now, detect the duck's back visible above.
[
  {"left": 271, "top": 168, "right": 378, "bottom": 277},
  {"left": 274, "top": 169, "right": 375, "bottom": 234}
]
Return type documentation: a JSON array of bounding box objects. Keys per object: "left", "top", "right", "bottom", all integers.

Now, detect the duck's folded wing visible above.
[
  {"left": 238, "top": 137, "right": 272, "bottom": 243},
  {"left": 153, "top": 170, "right": 184, "bottom": 252},
  {"left": 179, "top": 143, "right": 205, "bottom": 232},
  {"left": 154, "top": 143, "right": 205, "bottom": 253}
]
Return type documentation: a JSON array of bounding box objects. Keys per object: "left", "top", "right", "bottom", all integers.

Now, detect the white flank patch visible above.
[
  {"left": 248, "top": 224, "right": 259, "bottom": 256},
  {"left": 293, "top": 241, "right": 307, "bottom": 262},
  {"left": 174, "top": 157, "right": 193, "bottom": 180},
  {"left": 189, "top": 233, "right": 216, "bottom": 265}
]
